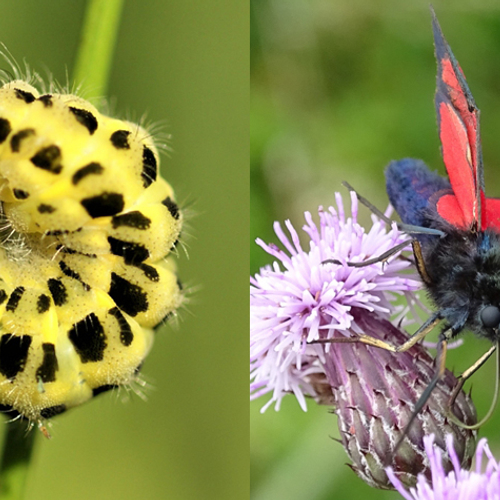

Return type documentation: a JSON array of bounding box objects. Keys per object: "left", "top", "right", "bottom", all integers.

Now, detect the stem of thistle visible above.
[{"left": 0, "top": 420, "right": 36, "bottom": 500}]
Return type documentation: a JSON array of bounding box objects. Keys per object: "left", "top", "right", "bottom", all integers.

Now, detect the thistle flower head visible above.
[
  {"left": 251, "top": 192, "right": 477, "bottom": 489},
  {"left": 250, "top": 191, "right": 420, "bottom": 411},
  {"left": 388, "top": 435, "right": 500, "bottom": 499}
]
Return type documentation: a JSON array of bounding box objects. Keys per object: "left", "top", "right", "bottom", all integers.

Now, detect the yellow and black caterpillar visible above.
[{"left": 0, "top": 77, "right": 183, "bottom": 432}]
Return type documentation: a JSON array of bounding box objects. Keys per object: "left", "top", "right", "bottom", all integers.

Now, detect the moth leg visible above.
[
  {"left": 412, "top": 239, "right": 432, "bottom": 285},
  {"left": 446, "top": 343, "right": 498, "bottom": 430},
  {"left": 312, "top": 313, "right": 441, "bottom": 353},
  {"left": 390, "top": 330, "right": 452, "bottom": 457}
]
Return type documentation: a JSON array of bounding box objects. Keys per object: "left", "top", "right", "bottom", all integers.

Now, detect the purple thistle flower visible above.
[
  {"left": 251, "top": 191, "right": 477, "bottom": 488},
  {"left": 250, "top": 191, "right": 420, "bottom": 411},
  {"left": 388, "top": 435, "right": 500, "bottom": 499}
]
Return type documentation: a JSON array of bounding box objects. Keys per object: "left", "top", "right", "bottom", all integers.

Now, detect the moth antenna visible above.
[
  {"left": 342, "top": 181, "right": 444, "bottom": 235},
  {"left": 342, "top": 181, "right": 392, "bottom": 224},
  {"left": 322, "top": 238, "right": 412, "bottom": 268}
]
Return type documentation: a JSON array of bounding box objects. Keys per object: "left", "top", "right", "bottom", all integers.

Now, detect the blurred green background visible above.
[
  {"left": 251, "top": 1, "right": 500, "bottom": 499},
  {"left": 0, "top": 1, "right": 247, "bottom": 499}
]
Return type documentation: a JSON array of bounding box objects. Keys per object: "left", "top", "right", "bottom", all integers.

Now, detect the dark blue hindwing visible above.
[{"left": 385, "top": 158, "right": 451, "bottom": 229}]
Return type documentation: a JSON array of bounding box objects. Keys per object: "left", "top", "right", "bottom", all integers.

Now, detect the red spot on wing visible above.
[
  {"left": 439, "top": 101, "right": 477, "bottom": 226},
  {"left": 436, "top": 194, "right": 468, "bottom": 228},
  {"left": 441, "top": 58, "right": 478, "bottom": 161},
  {"left": 484, "top": 198, "right": 500, "bottom": 231},
  {"left": 438, "top": 193, "right": 500, "bottom": 232}
]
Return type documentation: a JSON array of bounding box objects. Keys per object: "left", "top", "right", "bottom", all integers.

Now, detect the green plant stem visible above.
[
  {"left": 0, "top": 420, "right": 36, "bottom": 500},
  {"left": 73, "top": 0, "right": 125, "bottom": 102}
]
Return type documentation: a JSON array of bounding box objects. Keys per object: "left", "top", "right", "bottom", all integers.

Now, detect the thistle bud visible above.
[{"left": 318, "top": 309, "right": 476, "bottom": 489}]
